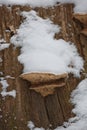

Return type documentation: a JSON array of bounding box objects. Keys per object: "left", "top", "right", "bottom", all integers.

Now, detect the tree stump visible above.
[{"left": 0, "top": 4, "right": 86, "bottom": 130}]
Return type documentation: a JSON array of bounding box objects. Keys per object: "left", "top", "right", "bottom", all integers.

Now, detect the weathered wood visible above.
[{"left": 0, "top": 4, "right": 86, "bottom": 130}]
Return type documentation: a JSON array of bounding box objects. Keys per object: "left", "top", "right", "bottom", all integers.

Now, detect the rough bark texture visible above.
[{"left": 0, "top": 4, "right": 87, "bottom": 130}]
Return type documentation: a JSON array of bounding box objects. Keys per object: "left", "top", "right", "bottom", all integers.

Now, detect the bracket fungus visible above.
[
  {"left": 20, "top": 73, "right": 68, "bottom": 97},
  {"left": 73, "top": 14, "right": 87, "bottom": 36}
]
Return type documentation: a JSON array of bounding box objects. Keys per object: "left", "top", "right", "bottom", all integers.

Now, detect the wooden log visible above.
[{"left": 0, "top": 4, "right": 86, "bottom": 130}]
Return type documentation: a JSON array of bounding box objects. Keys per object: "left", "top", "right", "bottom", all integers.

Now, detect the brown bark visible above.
[{"left": 0, "top": 4, "right": 86, "bottom": 130}]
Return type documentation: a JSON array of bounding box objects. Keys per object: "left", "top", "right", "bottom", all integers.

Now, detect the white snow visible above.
[
  {"left": 0, "top": 78, "right": 9, "bottom": 90},
  {"left": 11, "top": 11, "right": 83, "bottom": 77},
  {"left": 28, "top": 121, "right": 44, "bottom": 130},
  {"left": 1, "top": 90, "right": 16, "bottom": 98},
  {"left": 0, "top": 39, "right": 10, "bottom": 51},
  {"left": 0, "top": 77, "right": 16, "bottom": 98},
  {"left": 71, "top": 78, "right": 87, "bottom": 118},
  {"left": 0, "top": 0, "right": 87, "bottom": 13},
  {"left": 0, "top": 44, "right": 9, "bottom": 51},
  {"left": 28, "top": 121, "right": 35, "bottom": 130},
  {"left": 27, "top": 79, "right": 87, "bottom": 130}
]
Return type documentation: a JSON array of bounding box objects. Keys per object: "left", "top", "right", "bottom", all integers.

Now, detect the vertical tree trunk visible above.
[{"left": 0, "top": 4, "right": 86, "bottom": 130}]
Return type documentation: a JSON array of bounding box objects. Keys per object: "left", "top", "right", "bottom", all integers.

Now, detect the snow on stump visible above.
[{"left": 20, "top": 73, "right": 67, "bottom": 96}]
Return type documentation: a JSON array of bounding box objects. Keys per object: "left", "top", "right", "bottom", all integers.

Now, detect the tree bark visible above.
[{"left": 0, "top": 4, "right": 87, "bottom": 130}]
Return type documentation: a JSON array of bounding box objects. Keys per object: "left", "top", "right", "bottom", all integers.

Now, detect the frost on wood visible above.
[{"left": 11, "top": 10, "right": 84, "bottom": 77}]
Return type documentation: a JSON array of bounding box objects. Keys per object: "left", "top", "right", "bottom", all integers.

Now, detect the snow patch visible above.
[
  {"left": 0, "top": 0, "right": 87, "bottom": 13},
  {"left": 1, "top": 90, "right": 16, "bottom": 98},
  {"left": 11, "top": 10, "right": 84, "bottom": 77},
  {"left": 0, "top": 39, "right": 10, "bottom": 51},
  {"left": 0, "top": 77, "right": 16, "bottom": 98},
  {"left": 71, "top": 78, "right": 87, "bottom": 118},
  {"left": 28, "top": 121, "right": 44, "bottom": 130}
]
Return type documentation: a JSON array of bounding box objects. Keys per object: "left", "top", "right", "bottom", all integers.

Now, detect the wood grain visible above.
[{"left": 0, "top": 4, "right": 86, "bottom": 130}]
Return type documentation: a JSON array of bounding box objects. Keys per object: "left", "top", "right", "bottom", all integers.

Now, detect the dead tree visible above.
[{"left": 0, "top": 4, "right": 87, "bottom": 130}]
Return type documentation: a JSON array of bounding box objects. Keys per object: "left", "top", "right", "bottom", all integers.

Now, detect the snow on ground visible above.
[
  {"left": 27, "top": 78, "right": 87, "bottom": 130},
  {"left": 0, "top": 77, "right": 16, "bottom": 98},
  {"left": 0, "top": 0, "right": 87, "bottom": 13},
  {"left": 11, "top": 10, "right": 83, "bottom": 77}
]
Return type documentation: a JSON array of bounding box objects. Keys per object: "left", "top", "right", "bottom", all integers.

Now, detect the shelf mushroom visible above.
[
  {"left": 20, "top": 73, "right": 68, "bottom": 97},
  {"left": 73, "top": 14, "right": 87, "bottom": 36}
]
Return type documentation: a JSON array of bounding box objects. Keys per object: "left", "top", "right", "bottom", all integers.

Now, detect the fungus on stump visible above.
[
  {"left": 0, "top": 4, "right": 86, "bottom": 130},
  {"left": 19, "top": 72, "right": 69, "bottom": 128},
  {"left": 20, "top": 73, "right": 68, "bottom": 97}
]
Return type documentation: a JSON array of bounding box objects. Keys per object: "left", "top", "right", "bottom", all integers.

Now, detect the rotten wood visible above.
[{"left": 0, "top": 4, "right": 86, "bottom": 130}]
